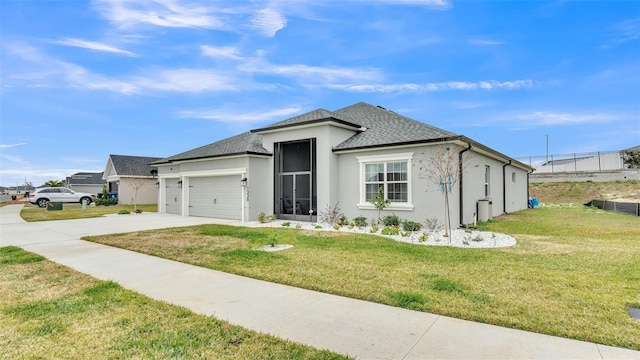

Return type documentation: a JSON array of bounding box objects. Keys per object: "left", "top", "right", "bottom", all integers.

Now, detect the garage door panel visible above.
[
  {"left": 165, "top": 182, "right": 181, "bottom": 214},
  {"left": 189, "top": 176, "right": 241, "bottom": 219}
]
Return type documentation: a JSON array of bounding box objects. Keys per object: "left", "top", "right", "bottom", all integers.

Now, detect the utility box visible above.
[
  {"left": 47, "top": 202, "right": 63, "bottom": 211},
  {"left": 477, "top": 199, "right": 490, "bottom": 222}
]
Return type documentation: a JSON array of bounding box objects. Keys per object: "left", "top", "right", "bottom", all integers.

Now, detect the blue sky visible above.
[{"left": 1, "top": 0, "right": 639, "bottom": 188}]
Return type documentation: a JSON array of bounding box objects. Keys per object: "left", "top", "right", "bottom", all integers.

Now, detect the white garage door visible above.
[
  {"left": 189, "top": 176, "right": 241, "bottom": 219},
  {"left": 165, "top": 180, "right": 182, "bottom": 214}
]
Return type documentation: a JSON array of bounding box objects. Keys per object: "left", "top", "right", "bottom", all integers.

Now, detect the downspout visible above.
[
  {"left": 502, "top": 160, "right": 511, "bottom": 214},
  {"left": 527, "top": 169, "right": 534, "bottom": 207},
  {"left": 459, "top": 140, "right": 472, "bottom": 227}
]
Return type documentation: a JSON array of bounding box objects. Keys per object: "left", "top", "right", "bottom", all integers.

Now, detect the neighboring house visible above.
[
  {"left": 66, "top": 172, "right": 104, "bottom": 195},
  {"left": 103, "top": 154, "right": 162, "bottom": 205},
  {"left": 152, "top": 102, "right": 533, "bottom": 226}
]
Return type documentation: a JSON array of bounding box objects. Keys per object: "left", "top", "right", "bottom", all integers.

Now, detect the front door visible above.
[
  {"left": 280, "top": 173, "right": 311, "bottom": 220},
  {"left": 275, "top": 138, "right": 316, "bottom": 221}
]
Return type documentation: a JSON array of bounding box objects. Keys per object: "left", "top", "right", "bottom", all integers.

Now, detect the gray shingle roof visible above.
[
  {"left": 110, "top": 155, "right": 163, "bottom": 177},
  {"left": 251, "top": 108, "right": 362, "bottom": 133},
  {"left": 153, "top": 132, "right": 270, "bottom": 164},
  {"left": 66, "top": 172, "right": 104, "bottom": 185},
  {"left": 332, "top": 102, "right": 458, "bottom": 150},
  {"left": 156, "top": 102, "right": 462, "bottom": 163}
]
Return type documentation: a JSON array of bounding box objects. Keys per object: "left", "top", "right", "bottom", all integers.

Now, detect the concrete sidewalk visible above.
[{"left": 1, "top": 205, "right": 638, "bottom": 359}]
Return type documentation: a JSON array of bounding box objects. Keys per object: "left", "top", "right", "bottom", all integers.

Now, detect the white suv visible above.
[{"left": 29, "top": 187, "right": 95, "bottom": 208}]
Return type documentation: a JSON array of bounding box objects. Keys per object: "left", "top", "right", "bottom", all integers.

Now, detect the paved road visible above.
[{"left": 1, "top": 205, "right": 638, "bottom": 360}]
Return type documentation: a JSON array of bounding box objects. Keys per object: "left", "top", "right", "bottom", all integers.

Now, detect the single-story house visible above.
[
  {"left": 103, "top": 154, "right": 162, "bottom": 205},
  {"left": 152, "top": 102, "right": 533, "bottom": 226},
  {"left": 66, "top": 172, "right": 104, "bottom": 195}
]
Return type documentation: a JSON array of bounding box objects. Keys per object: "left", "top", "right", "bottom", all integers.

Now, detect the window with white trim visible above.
[
  {"left": 484, "top": 165, "right": 491, "bottom": 196},
  {"left": 365, "top": 161, "right": 408, "bottom": 202},
  {"left": 358, "top": 153, "right": 414, "bottom": 210}
]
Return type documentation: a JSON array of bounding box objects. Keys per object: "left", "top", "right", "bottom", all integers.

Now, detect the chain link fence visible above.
[{"left": 515, "top": 150, "right": 625, "bottom": 174}]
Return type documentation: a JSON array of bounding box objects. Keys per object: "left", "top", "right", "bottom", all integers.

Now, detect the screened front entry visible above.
[{"left": 274, "top": 139, "right": 317, "bottom": 221}]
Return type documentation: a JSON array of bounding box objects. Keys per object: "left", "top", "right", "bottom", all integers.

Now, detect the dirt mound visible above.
[{"left": 530, "top": 181, "right": 639, "bottom": 204}]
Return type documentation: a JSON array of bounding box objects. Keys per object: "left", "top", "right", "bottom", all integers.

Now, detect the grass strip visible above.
[{"left": 0, "top": 246, "right": 347, "bottom": 359}]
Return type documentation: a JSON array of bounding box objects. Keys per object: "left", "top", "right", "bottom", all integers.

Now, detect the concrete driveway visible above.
[{"left": 1, "top": 205, "right": 638, "bottom": 360}]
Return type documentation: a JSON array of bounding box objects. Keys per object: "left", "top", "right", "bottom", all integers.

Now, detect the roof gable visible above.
[
  {"left": 332, "top": 102, "right": 458, "bottom": 150},
  {"left": 154, "top": 132, "right": 270, "bottom": 164},
  {"left": 108, "top": 155, "right": 162, "bottom": 177},
  {"left": 66, "top": 172, "right": 104, "bottom": 185},
  {"left": 251, "top": 108, "right": 362, "bottom": 133}
]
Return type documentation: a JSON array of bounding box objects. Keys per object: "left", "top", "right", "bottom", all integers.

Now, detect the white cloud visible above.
[
  {"left": 241, "top": 59, "right": 382, "bottom": 83},
  {"left": 54, "top": 38, "right": 137, "bottom": 56},
  {"left": 468, "top": 38, "right": 505, "bottom": 46},
  {"left": 93, "top": 0, "right": 223, "bottom": 29},
  {"left": 605, "top": 17, "right": 640, "bottom": 47},
  {"left": 366, "top": 0, "right": 451, "bottom": 9},
  {"left": 251, "top": 8, "right": 287, "bottom": 37},
  {"left": 0, "top": 143, "right": 27, "bottom": 149},
  {"left": 200, "top": 45, "right": 242, "bottom": 59},
  {"left": 177, "top": 105, "right": 303, "bottom": 123},
  {"left": 327, "top": 79, "right": 534, "bottom": 93},
  {"left": 132, "top": 68, "right": 242, "bottom": 93},
  {"left": 514, "top": 111, "right": 620, "bottom": 126}
]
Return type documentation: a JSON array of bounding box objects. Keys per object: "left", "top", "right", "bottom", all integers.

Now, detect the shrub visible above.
[
  {"left": 381, "top": 225, "right": 399, "bottom": 235},
  {"left": 353, "top": 216, "right": 368, "bottom": 227},
  {"left": 135, "top": 209, "right": 142, "bottom": 214},
  {"left": 424, "top": 217, "right": 442, "bottom": 232},
  {"left": 419, "top": 233, "right": 429, "bottom": 242},
  {"left": 319, "top": 202, "right": 343, "bottom": 225},
  {"left": 281, "top": 221, "right": 291, "bottom": 227},
  {"left": 382, "top": 214, "right": 400, "bottom": 227},
  {"left": 118, "top": 210, "right": 130, "bottom": 215},
  {"left": 95, "top": 197, "right": 118, "bottom": 206},
  {"left": 401, "top": 220, "right": 421, "bottom": 232}
]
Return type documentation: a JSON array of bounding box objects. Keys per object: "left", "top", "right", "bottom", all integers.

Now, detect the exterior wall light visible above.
[
  {"left": 177, "top": 180, "right": 183, "bottom": 188},
  {"left": 240, "top": 177, "right": 248, "bottom": 187}
]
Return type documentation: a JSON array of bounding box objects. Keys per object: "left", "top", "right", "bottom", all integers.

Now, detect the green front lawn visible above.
[
  {"left": 21, "top": 204, "right": 158, "bottom": 222},
  {"left": 86, "top": 205, "right": 640, "bottom": 350},
  {"left": 0, "top": 246, "right": 347, "bottom": 359}
]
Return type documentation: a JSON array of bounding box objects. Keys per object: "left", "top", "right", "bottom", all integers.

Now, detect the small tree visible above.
[
  {"left": 44, "top": 180, "right": 63, "bottom": 187},
  {"left": 417, "top": 144, "right": 469, "bottom": 243},
  {"left": 369, "top": 185, "right": 391, "bottom": 224},
  {"left": 128, "top": 178, "right": 147, "bottom": 212},
  {"left": 622, "top": 150, "right": 640, "bottom": 169}
]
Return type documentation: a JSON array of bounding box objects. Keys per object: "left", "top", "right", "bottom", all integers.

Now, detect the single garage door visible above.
[
  {"left": 165, "top": 180, "right": 182, "bottom": 214},
  {"left": 189, "top": 176, "right": 241, "bottom": 219}
]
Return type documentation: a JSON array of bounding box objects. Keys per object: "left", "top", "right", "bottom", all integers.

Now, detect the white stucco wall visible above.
[
  {"left": 117, "top": 178, "right": 158, "bottom": 205},
  {"left": 259, "top": 123, "right": 357, "bottom": 215}
]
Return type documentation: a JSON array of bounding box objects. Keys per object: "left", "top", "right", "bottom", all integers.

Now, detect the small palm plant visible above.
[{"left": 369, "top": 186, "right": 391, "bottom": 224}]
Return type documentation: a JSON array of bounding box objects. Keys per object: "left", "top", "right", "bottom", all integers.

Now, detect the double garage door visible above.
[{"left": 188, "top": 176, "right": 241, "bottom": 220}]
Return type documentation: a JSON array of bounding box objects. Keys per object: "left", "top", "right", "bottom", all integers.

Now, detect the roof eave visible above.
[
  {"left": 152, "top": 151, "right": 272, "bottom": 165},
  {"left": 251, "top": 117, "right": 363, "bottom": 134}
]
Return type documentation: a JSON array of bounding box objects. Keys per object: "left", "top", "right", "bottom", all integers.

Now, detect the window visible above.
[
  {"left": 484, "top": 165, "right": 491, "bottom": 197},
  {"left": 358, "top": 153, "right": 414, "bottom": 211},
  {"left": 364, "top": 162, "right": 408, "bottom": 202}
]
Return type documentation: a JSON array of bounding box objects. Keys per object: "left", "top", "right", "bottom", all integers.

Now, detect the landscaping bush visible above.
[
  {"left": 381, "top": 225, "right": 399, "bottom": 235},
  {"left": 95, "top": 197, "right": 118, "bottom": 206},
  {"left": 382, "top": 214, "right": 400, "bottom": 227},
  {"left": 353, "top": 216, "right": 368, "bottom": 227},
  {"left": 401, "top": 220, "right": 421, "bottom": 232}
]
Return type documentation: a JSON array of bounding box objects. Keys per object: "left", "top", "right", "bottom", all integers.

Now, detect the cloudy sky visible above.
[{"left": 1, "top": 0, "right": 638, "bottom": 187}]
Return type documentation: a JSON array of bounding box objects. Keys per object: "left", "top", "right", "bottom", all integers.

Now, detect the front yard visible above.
[
  {"left": 0, "top": 247, "right": 346, "bottom": 359},
  {"left": 86, "top": 205, "right": 640, "bottom": 350}
]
